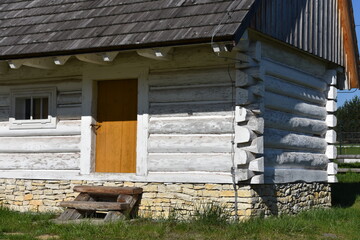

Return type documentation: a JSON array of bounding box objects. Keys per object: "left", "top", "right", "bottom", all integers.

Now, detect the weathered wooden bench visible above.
[{"left": 58, "top": 186, "right": 143, "bottom": 222}]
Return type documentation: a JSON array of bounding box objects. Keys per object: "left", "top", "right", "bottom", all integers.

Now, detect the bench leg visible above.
[
  {"left": 104, "top": 211, "right": 126, "bottom": 222},
  {"left": 57, "top": 209, "right": 84, "bottom": 221}
]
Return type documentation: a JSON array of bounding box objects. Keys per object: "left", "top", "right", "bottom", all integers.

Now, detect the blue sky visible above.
[{"left": 337, "top": 0, "right": 360, "bottom": 106}]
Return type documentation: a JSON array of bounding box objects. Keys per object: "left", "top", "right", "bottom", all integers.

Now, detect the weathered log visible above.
[
  {"left": 59, "top": 201, "right": 130, "bottom": 211},
  {"left": 265, "top": 75, "right": 326, "bottom": 104},
  {"left": 264, "top": 109, "right": 327, "bottom": 135},
  {"left": 73, "top": 186, "right": 143, "bottom": 195},
  {"left": 265, "top": 92, "right": 327, "bottom": 119},
  {"left": 264, "top": 149, "right": 329, "bottom": 167},
  {"left": 264, "top": 128, "right": 327, "bottom": 151}
]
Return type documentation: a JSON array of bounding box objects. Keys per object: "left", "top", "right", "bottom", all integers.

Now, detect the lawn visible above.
[
  {"left": 337, "top": 144, "right": 360, "bottom": 155},
  {"left": 1, "top": 176, "right": 360, "bottom": 240}
]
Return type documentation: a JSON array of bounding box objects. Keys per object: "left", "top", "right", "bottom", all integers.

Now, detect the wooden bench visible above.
[{"left": 58, "top": 186, "right": 143, "bottom": 222}]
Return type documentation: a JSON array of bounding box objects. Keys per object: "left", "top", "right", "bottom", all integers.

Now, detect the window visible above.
[{"left": 10, "top": 87, "right": 57, "bottom": 129}]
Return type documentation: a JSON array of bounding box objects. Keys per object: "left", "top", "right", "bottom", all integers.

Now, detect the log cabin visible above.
[{"left": 0, "top": 0, "right": 359, "bottom": 219}]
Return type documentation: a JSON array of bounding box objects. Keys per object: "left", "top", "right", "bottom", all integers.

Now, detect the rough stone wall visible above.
[{"left": 0, "top": 179, "right": 331, "bottom": 220}]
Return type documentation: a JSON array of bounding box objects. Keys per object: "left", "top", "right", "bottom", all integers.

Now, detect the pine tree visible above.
[{"left": 336, "top": 96, "right": 360, "bottom": 133}]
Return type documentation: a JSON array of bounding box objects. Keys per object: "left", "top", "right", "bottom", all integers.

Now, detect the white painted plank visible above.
[
  {"left": 0, "top": 136, "right": 80, "bottom": 153},
  {"left": 0, "top": 170, "right": 233, "bottom": 184},
  {"left": 265, "top": 92, "right": 327, "bottom": 119},
  {"left": 327, "top": 86, "right": 337, "bottom": 99},
  {"left": 149, "top": 117, "right": 233, "bottom": 134},
  {"left": 0, "top": 120, "right": 81, "bottom": 137},
  {"left": 0, "top": 153, "right": 80, "bottom": 170},
  {"left": 149, "top": 85, "right": 233, "bottom": 103},
  {"left": 148, "top": 68, "right": 235, "bottom": 86},
  {"left": 265, "top": 75, "right": 326, "bottom": 104},
  {"left": 264, "top": 148, "right": 329, "bottom": 167},
  {"left": 262, "top": 59, "right": 327, "bottom": 91},
  {"left": 264, "top": 109, "right": 328, "bottom": 135},
  {"left": 148, "top": 153, "right": 232, "bottom": 172},
  {"left": 148, "top": 134, "right": 232, "bottom": 153},
  {"left": 264, "top": 128, "right": 327, "bottom": 151}
]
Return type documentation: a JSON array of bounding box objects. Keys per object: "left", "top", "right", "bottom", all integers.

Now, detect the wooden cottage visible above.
[{"left": 0, "top": 0, "right": 359, "bottom": 218}]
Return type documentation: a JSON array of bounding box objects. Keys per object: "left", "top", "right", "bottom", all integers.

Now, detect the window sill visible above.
[{"left": 9, "top": 117, "right": 57, "bottom": 130}]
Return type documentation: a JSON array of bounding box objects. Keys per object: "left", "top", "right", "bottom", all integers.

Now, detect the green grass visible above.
[
  {"left": 1, "top": 193, "right": 360, "bottom": 240},
  {"left": 337, "top": 144, "right": 360, "bottom": 155}
]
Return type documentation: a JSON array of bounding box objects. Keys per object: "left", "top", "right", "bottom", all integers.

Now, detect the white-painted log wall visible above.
[
  {"left": 0, "top": 79, "right": 82, "bottom": 171},
  {"left": 148, "top": 67, "right": 235, "bottom": 173}
]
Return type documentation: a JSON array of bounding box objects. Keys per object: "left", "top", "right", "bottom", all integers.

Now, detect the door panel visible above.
[{"left": 95, "top": 79, "right": 137, "bottom": 173}]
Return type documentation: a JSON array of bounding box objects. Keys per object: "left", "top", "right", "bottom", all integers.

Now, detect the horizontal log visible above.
[
  {"left": 149, "top": 85, "right": 233, "bottom": 103},
  {"left": 235, "top": 126, "right": 255, "bottom": 143},
  {"left": 0, "top": 153, "right": 80, "bottom": 170},
  {"left": 327, "top": 162, "right": 338, "bottom": 175},
  {"left": 326, "top": 100, "right": 337, "bottom": 112},
  {"left": 149, "top": 68, "right": 235, "bottom": 86},
  {"left": 57, "top": 91, "right": 82, "bottom": 106},
  {"left": 262, "top": 59, "right": 327, "bottom": 91},
  {"left": 0, "top": 136, "right": 80, "bottom": 153},
  {"left": 148, "top": 153, "right": 232, "bottom": 172},
  {"left": 234, "top": 149, "right": 255, "bottom": 165},
  {"left": 264, "top": 109, "right": 328, "bottom": 135},
  {"left": 148, "top": 134, "right": 232, "bottom": 153},
  {"left": 265, "top": 75, "right": 326, "bottom": 104},
  {"left": 149, "top": 117, "right": 233, "bottom": 134},
  {"left": 149, "top": 102, "right": 233, "bottom": 117},
  {"left": 326, "top": 145, "right": 337, "bottom": 159},
  {"left": 264, "top": 128, "right": 327, "bottom": 151},
  {"left": 326, "top": 115, "right": 337, "bottom": 127},
  {"left": 57, "top": 106, "right": 81, "bottom": 120},
  {"left": 0, "top": 107, "right": 9, "bottom": 121},
  {"left": 327, "top": 86, "right": 337, "bottom": 100},
  {"left": 240, "top": 136, "right": 264, "bottom": 154},
  {"left": 265, "top": 92, "right": 327, "bottom": 119},
  {"left": 325, "top": 130, "right": 337, "bottom": 144},
  {"left": 0, "top": 120, "right": 81, "bottom": 137},
  {"left": 265, "top": 168, "right": 328, "bottom": 183},
  {"left": 59, "top": 201, "right": 130, "bottom": 211},
  {"left": 73, "top": 186, "right": 143, "bottom": 195},
  {"left": 0, "top": 95, "right": 9, "bottom": 107},
  {"left": 264, "top": 149, "right": 329, "bottom": 167}
]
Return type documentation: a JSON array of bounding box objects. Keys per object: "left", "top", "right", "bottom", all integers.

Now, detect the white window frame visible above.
[{"left": 9, "top": 87, "right": 57, "bottom": 129}]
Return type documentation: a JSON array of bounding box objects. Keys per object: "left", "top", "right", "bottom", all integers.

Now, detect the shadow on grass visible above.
[{"left": 331, "top": 182, "right": 360, "bottom": 207}]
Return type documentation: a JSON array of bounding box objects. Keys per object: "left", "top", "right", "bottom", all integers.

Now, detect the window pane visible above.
[
  {"left": 42, "top": 97, "right": 48, "bottom": 119},
  {"left": 32, "top": 97, "right": 49, "bottom": 119},
  {"left": 33, "top": 98, "right": 41, "bottom": 119},
  {"left": 15, "top": 98, "right": 31, "bottom": 120}
]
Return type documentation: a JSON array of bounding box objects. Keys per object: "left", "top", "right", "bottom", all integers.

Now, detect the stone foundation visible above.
[{"left": 0, "top": 179, "right": 331, "bottom": 220}]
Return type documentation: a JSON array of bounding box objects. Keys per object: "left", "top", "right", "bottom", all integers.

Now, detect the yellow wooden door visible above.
[{"left": 95, "top": 79, "right": 137, "bottom": 173}]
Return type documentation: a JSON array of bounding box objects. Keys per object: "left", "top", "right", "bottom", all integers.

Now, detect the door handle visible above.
[{"left": 90, "top": 123, "right": 101, "bottom": 132}]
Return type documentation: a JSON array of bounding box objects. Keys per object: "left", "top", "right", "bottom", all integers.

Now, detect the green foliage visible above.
[
  {"left": 336, "top": 96, "right": 360, "bottom": 132},
  {"left": 192, "top": 203, "right": 230, "bottom": 225},
  {"left": 337, "top": 172, "right": 360, "bottom": 183}
]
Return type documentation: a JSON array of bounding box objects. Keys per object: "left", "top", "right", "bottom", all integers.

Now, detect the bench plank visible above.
[
  {"left": 73, "top": 186, "right": 143, "bottom": 195},
  {"left": 60, "top": 201, "right": 130, "bottom": 211}
]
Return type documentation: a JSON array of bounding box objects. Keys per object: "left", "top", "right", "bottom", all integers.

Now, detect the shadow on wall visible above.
[{"left": 331, "top": 182, "right": 360, "bottom": 207}]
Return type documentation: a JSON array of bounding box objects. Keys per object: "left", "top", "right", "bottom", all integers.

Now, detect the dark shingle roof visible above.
[{"left": 0, "top": 0, "right": 257, "bottom": 59}]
